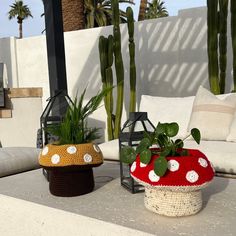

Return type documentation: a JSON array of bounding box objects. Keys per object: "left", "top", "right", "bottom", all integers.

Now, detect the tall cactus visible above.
[
  {"left": 127, "top": 7, "right": 136, "bottom": 113},
  {"left": 99, "top": 35, "right": 114, "bottom": 140},
  {"left": 112, "top": 0, "right": 125, "bottom": 139},
  {"left": 106, "top": 35, "right": 114, "bottom": 140},
  {"left": 231, "top": 0, "right": 236, "bottom": 92},
  {"left": 207, "top": 0, "right": 220, "bottom": 94},
  {"left": 98, "top": 2, "right": 137, "bottom": 140},
  {"left": 219, "top": 0, "right": 228, "bottom": 94}
]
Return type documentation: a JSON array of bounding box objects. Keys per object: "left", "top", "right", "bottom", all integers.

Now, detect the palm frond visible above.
[{"left": 45, "top": 87, "right": 112, "bottom": 145}]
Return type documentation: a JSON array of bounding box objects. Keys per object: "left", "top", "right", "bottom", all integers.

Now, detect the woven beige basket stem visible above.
[{"left": 144, "top": 187, "right": 203, "bottom": 217}]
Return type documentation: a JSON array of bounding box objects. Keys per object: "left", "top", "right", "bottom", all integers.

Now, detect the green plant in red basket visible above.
[{"left": 120, "top": 122, "right": 201, "bottom": 177}]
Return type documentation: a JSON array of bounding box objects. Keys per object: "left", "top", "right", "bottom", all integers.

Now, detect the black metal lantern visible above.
[
  {"left": 119, "top": 112, "right": 155, "bottom": 193},
  {"left": 37, "top": 91, "right": 72, "bottom": 180},
  {"left": 37, "top": 90, "right": 73, "bottom": 150}
]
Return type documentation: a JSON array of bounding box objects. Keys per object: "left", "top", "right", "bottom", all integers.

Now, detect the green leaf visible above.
[
  {"left": 120, "top": 146, "right": 136, "bottom": 164},
  {"left": 140, "top": 149, "right": 152, "bottom": 164},
  {"left": 191, "top": 128, "right": 201, "bottom": 144},
  {"left": 155, "top": 122, "right": 166, "bottom": 135},
  {"left": 166, "top": 122, "right": 179, "bottom": 137},
  {"left": 157, "top": 134, "right": 169, "bottom": 148},
  {"left": 154, "top": 156, "right": 168, "bottom": 177},
  {"left": 136, "top": 138, "right": 151, "bottom": 154},
  {"left": 174, "top": 139, "right": 184, "bottom": 149},
  {"left": 160, "top": 146, "right": 171, "bottom": 157},
  {"left": 143, "top": 132, "right": 154, "bottom": 144}
]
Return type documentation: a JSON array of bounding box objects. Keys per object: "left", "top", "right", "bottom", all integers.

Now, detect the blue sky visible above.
[{"left": 0, "top": 0, "right": 206, "bottom": 38}]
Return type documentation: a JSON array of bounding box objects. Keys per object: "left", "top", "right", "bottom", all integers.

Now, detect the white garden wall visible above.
[
  {"left": 0, "top": 6, "right": 234, "bottom": 143},
  {"left": 1, "top": 7, "right": 234, "bottom": 107}
]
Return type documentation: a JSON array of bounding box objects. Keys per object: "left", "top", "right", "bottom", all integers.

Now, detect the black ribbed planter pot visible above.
[{"left": 48, "top": 167, "right": 94, "bottom": 197}]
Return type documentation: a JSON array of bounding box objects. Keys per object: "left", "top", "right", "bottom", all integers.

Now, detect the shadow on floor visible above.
[{"left": 202, "top": 176, "right": 229, "bottom": 209}]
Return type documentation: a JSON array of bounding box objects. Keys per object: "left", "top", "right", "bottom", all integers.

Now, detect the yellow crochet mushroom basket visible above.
[
  {"left": 38, "top": 143, "right": 104, "bottom": 197},
  {"left": 39, "top": 143, "right": 103, "bottom": 167}
]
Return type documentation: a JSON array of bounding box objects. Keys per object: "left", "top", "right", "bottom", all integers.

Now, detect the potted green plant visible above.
[
  {"left": 39, "top": 89, "right": 108, "bottom": 197},
  {"left": 121, "top": 122, "right": 215, "bottom": 217}
]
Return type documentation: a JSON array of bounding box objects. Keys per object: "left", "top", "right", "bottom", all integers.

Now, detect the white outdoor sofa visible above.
[
  {"left": 99, "top": 88, "right": 236, "bottom": 178},
  {"left": 0, "top": 87, "right": 236, "bottom": 178}
]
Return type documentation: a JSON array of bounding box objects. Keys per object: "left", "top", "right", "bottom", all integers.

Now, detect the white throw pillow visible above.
[
  {"left": 188, "top": 86, "right": 236, "bottom": 140},
  {"left": 139, "top": 95, "right": 195, "bottom": 138}
]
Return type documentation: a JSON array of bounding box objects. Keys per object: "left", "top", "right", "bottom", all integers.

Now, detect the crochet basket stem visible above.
[
  {"left": 144, "top": 187, "right": 202, "bottom": 217},
  {"left": 49, "top": 168, "right": 94, "bottom": 197}
]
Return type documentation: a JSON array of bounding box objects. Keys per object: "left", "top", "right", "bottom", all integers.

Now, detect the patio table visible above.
[{"left": 0, "top": 161, "right": 235, "bottom": 236}]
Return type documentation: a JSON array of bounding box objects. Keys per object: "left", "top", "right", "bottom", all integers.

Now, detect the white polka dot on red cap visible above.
[
  {"left": 148, "top": 170, "right": 160, "bottom": 182},
  {"left": 140, "top": 162, "right": 147, "bottom": 168},
  {"left": 167, "top": 160, "right": 179, "bottom": 172},
  {"left": 131, "top": 162, "right": 136, "bottom": 172},
  {"left": 198, "top": 157, "right": 208, "bottom": 168},
  {"left": 51, "top": 154, "right": 60, "bottom": 164},
  {"left": 186, "top": 170, "right": 199, "bottom": 183}
]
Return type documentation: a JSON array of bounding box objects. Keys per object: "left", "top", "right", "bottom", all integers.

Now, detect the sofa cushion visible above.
[
  {"left": 184, "top": 140, "right": 236, "bottom": 174},
  {"left": 99, "top": 139, "right": 236, "bottom": 175},
  {"left": 188, "top": 86, "right": 236, "bottom": 140},
  {"left": 99, "top": 139, "right": 119, "bottom": 161},
  {"left": 227, "top": 112, "right": 236, "bottom": 142},
  {"left": 0, "top": 147, "right": 40, "bottom": 177},
  {"left": 139, "top": 95, "right": 194, "bottom": 138}
]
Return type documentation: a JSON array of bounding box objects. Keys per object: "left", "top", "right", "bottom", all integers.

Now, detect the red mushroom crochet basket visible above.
[{"left": 130, "top": 149, "right": 215, "bottom": 217}]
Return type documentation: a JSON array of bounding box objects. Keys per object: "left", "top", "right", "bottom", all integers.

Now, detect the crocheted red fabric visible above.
[{"left": 130, "top": 149, "right": 214, "bottom": 187}]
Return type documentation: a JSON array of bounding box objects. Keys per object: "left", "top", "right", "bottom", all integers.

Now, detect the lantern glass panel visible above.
[{"left": 119, "top": 112, "right": 155, "bottom": 193}]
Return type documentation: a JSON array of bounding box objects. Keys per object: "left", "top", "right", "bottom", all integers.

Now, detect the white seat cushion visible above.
[
  {"left": 184, "top": 140, "right": 236, "bottom": 174},
  {"left": 0, "top": 147, "right": 40, "bottom": 177},
  {"left": 99, "top": 139, "right": 119, "bottom": 161}
]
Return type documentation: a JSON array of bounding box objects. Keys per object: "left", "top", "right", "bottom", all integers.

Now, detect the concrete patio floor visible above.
[{"left": 0, "top": 161, "right": 235, "bottom": 235}]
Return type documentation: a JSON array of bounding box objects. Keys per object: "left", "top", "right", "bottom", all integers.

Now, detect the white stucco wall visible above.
[
  {"left": 0, "top": 97, "right": 42, "bottom": 147},
  {"left": 0, "top": 6, "right": 234, "bottom": 143},
  {"left": 0, "top": 37, "right": 18, "bottom": 87},
  {"left": 6, "top": 7, "right": 233, "bottom": 106}
]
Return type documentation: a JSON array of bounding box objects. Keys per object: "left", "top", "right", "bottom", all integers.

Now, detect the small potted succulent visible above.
[
  {"left": 121, "top": 122, "right": 215, "bottom": 217},
  {"left": 39, "top": 89, "right": 108, "bottom": 197}
]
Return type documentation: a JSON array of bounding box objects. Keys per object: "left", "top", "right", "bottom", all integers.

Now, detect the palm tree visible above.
[
  {"left": 145, "top": 0, "right": 168, "bottom": 19},
  {"left": 8, "top": 0, "right": 33, "bottom": 38},
  {"left": 61, "top": 0, "right": 85, "bottom": 31},
  {"left": 84, "top": 0, "right": 134, "bottom": 28},
  {"left": 138, "top": 0, "right": 147, "bottom": 21}
]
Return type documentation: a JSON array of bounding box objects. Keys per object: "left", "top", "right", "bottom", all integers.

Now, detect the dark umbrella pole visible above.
[
  {"left": 42, "top": 0, "right": 68, "bottom": 107},
  {"left": 39, "top": 1, "right": 70, "bottom": 179}
]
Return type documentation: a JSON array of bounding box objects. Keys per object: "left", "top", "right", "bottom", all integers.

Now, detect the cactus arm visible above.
[
  {"left": 112, "top": 0, "right": 125, "bottom": 139},
  {"left": 207, "top": 0, "right": 220, "bottom": 94},
  {"left": 231, "top": 0, "right": 236, "bottom": 92},
  {"left": 99, "top": 35, "right": 114, "bottom": 140},
  {"left": 219, "top": 0, "right": 228, "bottom": 94},
  {"left": 99, "top": 36, "right": 108, "bottom": 84},
  {"left": 106, "top": 35, "right": 114, "bottom": 140},
  {"left": 127, "top": 7, "right": 136, "bottom": 113}
]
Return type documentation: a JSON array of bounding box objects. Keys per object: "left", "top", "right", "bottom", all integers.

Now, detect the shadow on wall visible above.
[{"left": 70, "top": 6, "right": 233, "bottom": 116}]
